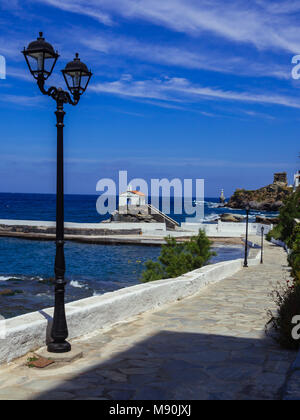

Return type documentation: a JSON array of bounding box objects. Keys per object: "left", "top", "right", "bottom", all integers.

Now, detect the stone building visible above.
[
  {"left": 273, "top": 172, "right": 288, "bottom": 186},
  {"left": 119, "top": 186, "right": 146, "bottom": 213}
]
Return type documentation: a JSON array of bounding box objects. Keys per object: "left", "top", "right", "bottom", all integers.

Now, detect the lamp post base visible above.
[{"left": 47, "top": 341, "right": 71, "bottom": 354}]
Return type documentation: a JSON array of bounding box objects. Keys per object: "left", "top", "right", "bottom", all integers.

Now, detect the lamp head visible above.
[
  {"left": 22, "top": 32, "right": 59, "bottom": 81},
  {"left": 62, "top": 53, "right": 92, "bottom": 99}
]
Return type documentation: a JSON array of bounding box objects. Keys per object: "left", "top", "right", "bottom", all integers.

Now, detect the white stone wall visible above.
[
  {"left": 181, "top": 222, "right": 273, "bottom": 237},
  {"left": 119, "top": 192, "right": 146, "bottom": 207},
  {"left": 0, "top": 220, "right": 166, "bottom": 234}
]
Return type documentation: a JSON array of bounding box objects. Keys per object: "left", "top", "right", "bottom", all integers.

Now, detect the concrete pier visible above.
[{"left": 0, "top": 219, "right": 272, "bottom": 245}]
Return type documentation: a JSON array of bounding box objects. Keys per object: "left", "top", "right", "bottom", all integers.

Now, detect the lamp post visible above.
[
  {"left": 243, "top": 205, "right": 250, "bottom": 268},
  {"left": 22, "top": 33, "right": 92, "bottom": 353},
  {"left": 261, "top": 226, "right": 265, "bottom": 264}
]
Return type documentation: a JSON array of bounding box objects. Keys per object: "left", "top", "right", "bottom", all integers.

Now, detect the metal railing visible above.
[{"left": 147, "top": 204, "right": 180, "bottom": 228}]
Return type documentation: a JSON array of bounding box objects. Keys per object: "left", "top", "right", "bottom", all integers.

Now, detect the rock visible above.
[
  {"left": 227, "top": 182, "right": 292, "bottom": 211},
  {"left": 220, "top": 214, "right": 245, "bottom": 223},
  {"left": 255, "top": 216, "right": 280, "bottom": 225},
  {"left": 136, "top": 214, "right": 153, "bottom": 221},
  {"left": 103, "top": 205, "right": 179, "bottom": 230},
  {"left": 233, "top": 214, "right": 246, "bottom": 221},
  {"left": 109, "top": 210, "right": 159, "bottom": 224}
]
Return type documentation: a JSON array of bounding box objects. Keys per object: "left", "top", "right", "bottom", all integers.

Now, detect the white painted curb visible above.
[{"left": 0, "top": 252, "right": 260, "bottom": 365}]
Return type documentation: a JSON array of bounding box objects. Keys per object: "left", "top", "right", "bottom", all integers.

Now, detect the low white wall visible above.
[
  {"left": 0, "top": 219, "right": 166, "bottom": 234},
  {"left": 0, "top": 251, "right": 260, "bottom": 365},
  {"left": 181, "top": 222, "right": 273, "bottom": 237},
  {"left": 181, "top": 223, "right": 219, "bottom": 236}
]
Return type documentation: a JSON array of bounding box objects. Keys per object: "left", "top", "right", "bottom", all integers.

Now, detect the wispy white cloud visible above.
[
  {"left": 2, "top": 0, "right": 299, "bottom": 117},
  {"left": 31, "top": 0, "right": 112, "bottom": 25},
  {"left": 242, "top": 110, "right": 275, "bottom": 120},
  {"left": 255, "top": 0, "right": 300, "bottom": 15},
  {"left": 90, "top": 75, "right": 300, "bottom": 110},
  {"left": 31, "top": 0, "right": 300, "bottom": 53},
  {"left": 0, "top": 36, "right": 24, "bottom": 60},
  {"left": 80, "top": 33, "right": 291, "bottom": 80},
  {"left": 1, "top": 1, "right": 296, "bottom": 83},
  {"left": 91, "top": 76, "right": 177, "bottom": 102},
  {"left": 6, "top": 66, "right": 32, "bottom": 81}
]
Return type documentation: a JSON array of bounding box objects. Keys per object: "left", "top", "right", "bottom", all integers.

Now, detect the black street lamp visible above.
[
  {"left": 243, "top": 205, "right": 250, "bottom": 268},
  {"left": 261, "top": 226, "right": 265, "bottom": 264},
  {"left": 22, "top": 33, "right": 92, "bottom": 353}
]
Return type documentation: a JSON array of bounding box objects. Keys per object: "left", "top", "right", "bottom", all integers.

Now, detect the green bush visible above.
[
  {"left": 266, "top": 191, "right": 300, "bottom": 349},
  {"left": 266, "top": 283, "right": 300, "bottom": 350},
  {"left": 266, "top": 224, "right": 283, "bottom": 242},
  {"left": 140, "top": 230, "right": 216, "bottom": 283},
  {"left": 268, "top": 188, "right": 300, "bottom": 247},
  {"left": 289, "top": 226, "right": 300, "bottom": 284}
]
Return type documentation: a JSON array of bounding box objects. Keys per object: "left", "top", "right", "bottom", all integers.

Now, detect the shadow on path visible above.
[{"left": 33, "top": 330, "right": 294, "bottom": 401}]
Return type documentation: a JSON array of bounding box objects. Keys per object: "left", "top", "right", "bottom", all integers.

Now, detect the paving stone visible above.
[
  {"left": 133, "top": 385, "right": 173, "bottom": 400},
  {"left": 125, "top": 359, "right": 162, "bottom": 368},
  {"left": 128, "top": 374, "right": 155, "bottom": 386},
  {"left": 0, "top": 386, "right": 34, "bottom": 400},
  {"left": 99, "top": 369, "right": 128, "bottom": 383},
  {"left": 253, "top": 372, "right": 287, "bottom": 389},
  {"left": 171, "top": 383, "right": 210, "bottom": 400},
  {"left": 107, "top": 389, "right": 134, "bottom": 400},
  {"left": 208, "top": 365, "right": 262, "bottom": 382},
  {"left": 291, "top": 350, "right": 300, "bottom": 370},
  {"left": 22, "top": 380, "right": 64, "bottom": 392},
  {"left": 263, "top": 361, "right": 292, "bottom": 374},
  {"left": 119, "top": 367, "right": 157, "bottom": 375},
  {"left": 35, "top": 391, "right": 75, "bottom": 400},
  {"left": 72, "top": 387, "right": 106, "bottom": 399},
  {"left": 284, "top": 370, "right": 300, "bottom": 400},
  {"left": 161, "top": 361, "right": 209, "bottom": 383},
  {"left": 172, "top": 351, "right": 230, "bottom": 364}
]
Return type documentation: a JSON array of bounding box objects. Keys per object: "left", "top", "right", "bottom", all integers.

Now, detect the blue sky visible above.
[{"left": 0, "top": 0, "right": 300, "bottom": 197}]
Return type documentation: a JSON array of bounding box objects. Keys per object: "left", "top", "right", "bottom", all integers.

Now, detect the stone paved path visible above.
[{"left": 0, "top": 239, "right": 296, "bottom": 400}]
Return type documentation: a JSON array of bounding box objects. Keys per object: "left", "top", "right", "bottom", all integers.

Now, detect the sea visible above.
[{"left": 0, "top": 193, "right": 278, "bottom": 318}]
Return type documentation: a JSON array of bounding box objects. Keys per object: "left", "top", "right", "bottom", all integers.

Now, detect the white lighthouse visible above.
[
  {"left": 220, "top": 189, "right": 226, "bottom": 204},
  {"left": 294, "top": 171, "right": 300, "bottom": 191}
]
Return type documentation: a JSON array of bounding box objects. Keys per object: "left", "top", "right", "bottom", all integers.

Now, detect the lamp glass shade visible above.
[
  {"left": 62, "top": 53, "right": 92, "bottom": 97},
  {"left": 22, "top": 32, "right": 59, "bottom": 80}
]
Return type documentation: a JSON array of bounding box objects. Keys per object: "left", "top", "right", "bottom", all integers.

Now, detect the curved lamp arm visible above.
[{"left": 37, "top": 76, "right": 79, "bottom": 106}]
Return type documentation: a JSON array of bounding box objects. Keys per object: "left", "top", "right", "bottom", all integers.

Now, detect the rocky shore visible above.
[
  {"left": 219, "top": 213, "right": 245, "bottom": 223},
  {"left": 103, "top": 205, "right": 179, "bottom": 230},
  {"left": 226, "top": 178, "right": 292, "bottom": 211},
  {"left": 216, "top": 213, "right": 279, "bottom": 225}
]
